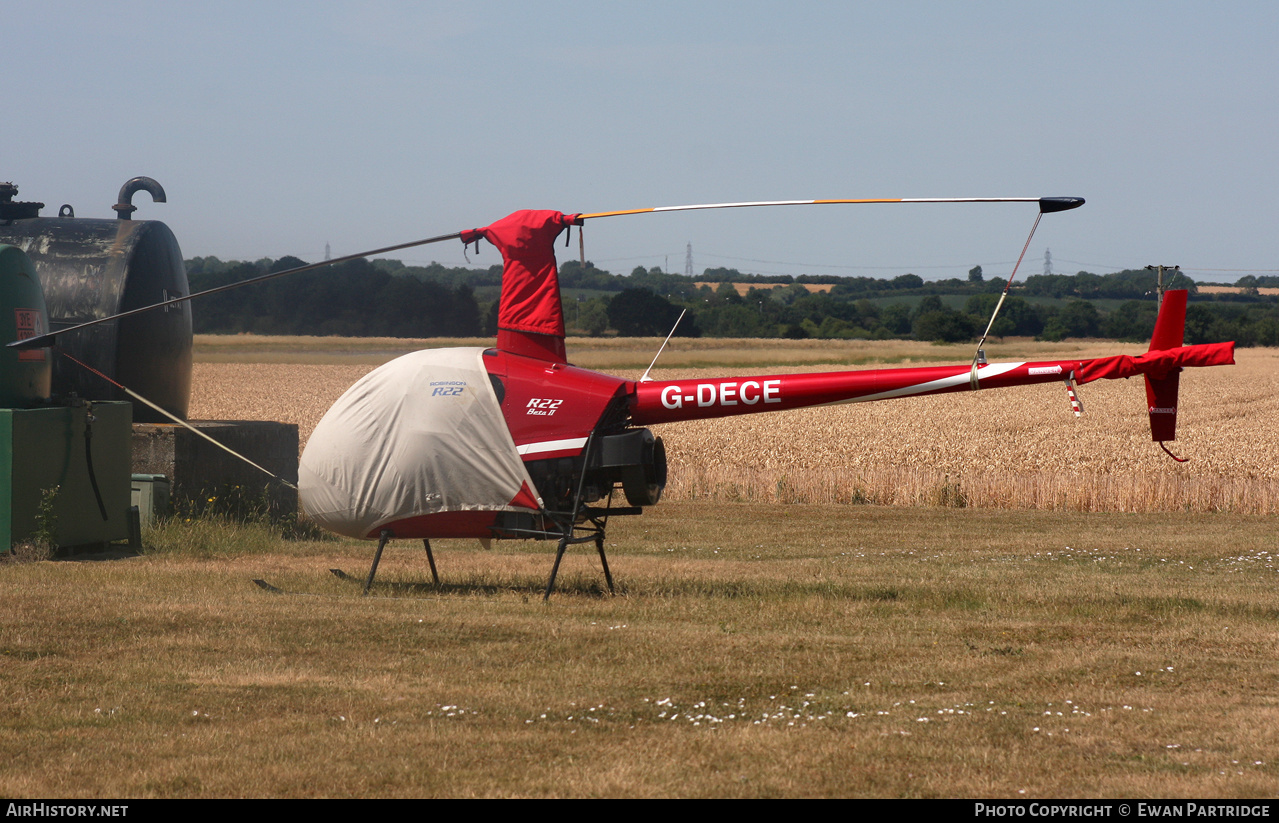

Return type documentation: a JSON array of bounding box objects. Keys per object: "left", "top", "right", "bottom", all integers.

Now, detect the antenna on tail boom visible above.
[{"left": 640, "top": 309, "right": 687, "bottom": 383}]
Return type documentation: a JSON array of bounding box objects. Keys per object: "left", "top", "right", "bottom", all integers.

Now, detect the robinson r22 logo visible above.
[
  {"left": 430, "top": 381, "right": 466, "bottom": 397},
  {"left": 527, "top": 398, "right": 563, "bottom": 416}
]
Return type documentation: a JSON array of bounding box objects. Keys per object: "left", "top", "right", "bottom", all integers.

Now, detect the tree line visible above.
[
  {"left": 184, "top": 255, "right": 1277, "bottom": 346},
  {"left": 186, "top": 256, "right": 481, "bottom": 337}
]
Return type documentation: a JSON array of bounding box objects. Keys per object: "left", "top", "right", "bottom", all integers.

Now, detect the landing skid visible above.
[
  {"left": 346, "top": 502, "right": 634, "bottom": 600},
  {"left": 260, "top": 523, "right": 623, "bottom": 600},
  {"left": 343, "top": 429, "right": 649, "bottom": 599},
  {"left": 345, "top": 526, "right": 619, "bottom": 600},
  {"left": 339, "top": 432, "right": 641, "bottom": 599}
]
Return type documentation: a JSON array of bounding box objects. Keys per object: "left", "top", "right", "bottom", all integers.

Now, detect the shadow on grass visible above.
[
  {"left": 269, "top": 562, "right": 985, "bottom": 608},
  {"left": 347, "top": 574, "right": 915, "bottom": 602},
  {"left": 59, "top": 545, "right": 146, "bottom": 562},
  {"left": 2, "top": 543, "right": 144, "bottom": 563},
  {"left": 328, "top": 567, "right": 621, "bottom": 599}
]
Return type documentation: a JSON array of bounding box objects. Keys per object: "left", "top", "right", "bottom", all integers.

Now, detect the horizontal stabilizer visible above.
[{"left": 1075, "top": 341, "right": 1235, "bottom": 384}]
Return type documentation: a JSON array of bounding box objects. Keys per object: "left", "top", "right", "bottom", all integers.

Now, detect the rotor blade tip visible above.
[{"left": 1039, "top": 197, "right": 1085, "bottom": 213}]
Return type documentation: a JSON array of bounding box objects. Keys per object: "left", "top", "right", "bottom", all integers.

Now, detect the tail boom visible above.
[{"left": 628, "top": 343, "right": 1233, "bottom": 426}]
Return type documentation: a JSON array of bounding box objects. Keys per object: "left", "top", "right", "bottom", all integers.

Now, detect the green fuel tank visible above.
[{"left": 0, "top": 244, "right": 51, "bottom": 407}]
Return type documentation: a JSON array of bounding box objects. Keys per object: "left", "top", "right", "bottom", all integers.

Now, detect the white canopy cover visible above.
[{"left": 299, "top": 347, "right": 540, "bottom": 538}]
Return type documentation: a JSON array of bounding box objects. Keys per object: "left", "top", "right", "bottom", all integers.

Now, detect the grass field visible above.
[
  {"left": 3, "top": 335, "right": 1274, "bottom": 798},
  {"left": 2, "top": 505, "right": 1276, "bottom": 798}
]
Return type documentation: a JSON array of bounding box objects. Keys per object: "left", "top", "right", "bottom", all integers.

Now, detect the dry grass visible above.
[
  {"left": 2, "top": 504, "right": 1276, "bottom": 798},
  {"left": 189, "top": 337, "right": 1279, "bottom": 513},
  {"left": 5, "top": 337, "right": 1264, "bottom": 798}
]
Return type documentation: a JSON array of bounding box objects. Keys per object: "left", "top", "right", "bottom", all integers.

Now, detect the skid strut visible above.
[
  {"left": 595, "top": 535, "right": 615, "bottom": 593},
  {"left": 544, "top": 531, "right": 615, "bottom": 601},
  {"left": 360, "top": 531, "right": 442, "bottom": 594},
  {"left": 541, "top": 428, "right": 619, "bottom": 601},
  {"left": 363, "top": 530, "right": 392, "bottom": 594},
  {"left": 423, "top": 539, "right": 440, "bottom": 585}
]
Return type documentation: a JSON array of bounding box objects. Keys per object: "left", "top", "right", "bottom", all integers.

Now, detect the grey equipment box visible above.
[{"left": 130, "top": 473, "right": 171, "bottom": 527}]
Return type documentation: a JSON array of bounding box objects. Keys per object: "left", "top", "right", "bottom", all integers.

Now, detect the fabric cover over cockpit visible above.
[{"left": 299, "top": 347, "right": 540, "bottom": 538}]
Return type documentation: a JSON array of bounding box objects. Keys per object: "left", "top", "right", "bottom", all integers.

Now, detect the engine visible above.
[{"left": 523, "top": 427, "right": 667, "bottom": 512}]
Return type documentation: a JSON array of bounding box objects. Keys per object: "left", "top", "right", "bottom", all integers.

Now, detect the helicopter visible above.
[{"left": 12, "top": 198, "right": 1235, "bottom": 598}]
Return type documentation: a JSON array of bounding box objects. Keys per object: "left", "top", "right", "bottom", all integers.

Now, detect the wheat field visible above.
[{"left": 188, "top": 339, "right": 1279, "bottom": 515}]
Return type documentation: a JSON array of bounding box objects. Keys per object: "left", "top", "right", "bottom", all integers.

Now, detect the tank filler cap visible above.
[{"left": 113, "top": 176, "right": 167, "bottom": 220}]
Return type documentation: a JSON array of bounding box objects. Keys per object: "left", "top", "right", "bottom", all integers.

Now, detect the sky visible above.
[{"left": 9, "top": 1, "right": 1278, "bottom": 283}]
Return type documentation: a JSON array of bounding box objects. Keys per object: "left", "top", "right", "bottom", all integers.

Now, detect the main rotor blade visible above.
[
  {"left": 578, "top": 196, "right": 1084, "bottom": 220},
  {"left": 9, "top": 195, "right": 1085, "bottom": 351},
  {"left": 8, "top": 230, "right": 462, "bottom": 350}
]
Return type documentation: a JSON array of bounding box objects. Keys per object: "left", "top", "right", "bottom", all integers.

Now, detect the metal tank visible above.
[{"left": 0, "top": 178, "right": 192, "bottom": 421}]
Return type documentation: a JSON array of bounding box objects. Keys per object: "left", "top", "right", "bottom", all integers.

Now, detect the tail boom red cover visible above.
[{"left": 629, "top": 342, "right": 1234, "bottom": 426}]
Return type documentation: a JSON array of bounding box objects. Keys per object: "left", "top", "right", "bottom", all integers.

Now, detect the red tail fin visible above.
[{"left": 1145, "top": 290, "right": 1186, "bottom": 443}]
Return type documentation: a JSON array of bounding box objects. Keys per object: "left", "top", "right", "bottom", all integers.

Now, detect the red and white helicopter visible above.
[{"left": 14, "top": 197, "right": 1235, "bottom": 597}]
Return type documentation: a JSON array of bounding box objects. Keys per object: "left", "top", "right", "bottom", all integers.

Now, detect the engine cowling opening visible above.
[{"left": 523, "top": 427, "right": 667, "bottom": 512}]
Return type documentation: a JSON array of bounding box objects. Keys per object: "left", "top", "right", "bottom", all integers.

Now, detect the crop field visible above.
[
  {"left": 2, "top": 336, "right": 1274, "bottom": 798},
  {"left": 190, "top": 335, "right": 1279, "bottom": 515}
]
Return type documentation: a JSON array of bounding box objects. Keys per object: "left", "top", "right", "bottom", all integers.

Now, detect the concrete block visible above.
[{"left": 131, "top": 420, "right": 298, "bottom": 519}]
